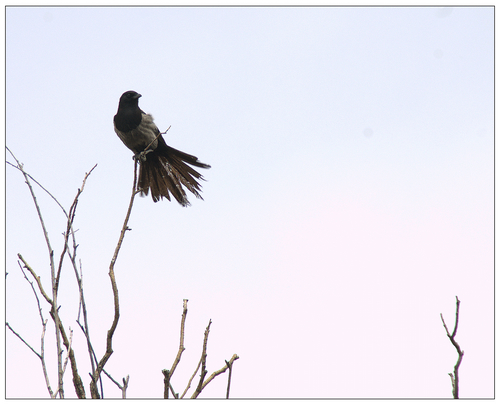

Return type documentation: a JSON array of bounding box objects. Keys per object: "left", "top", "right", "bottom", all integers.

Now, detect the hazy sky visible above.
[{"left": 5, "top": 6, "right": 493, "bottom": 399}]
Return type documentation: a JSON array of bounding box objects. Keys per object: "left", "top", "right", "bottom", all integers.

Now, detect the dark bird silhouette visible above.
[{"left": 113, "top": 91, "right": 210, "bottom": 206}]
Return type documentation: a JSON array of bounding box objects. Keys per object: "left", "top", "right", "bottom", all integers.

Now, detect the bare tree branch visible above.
[
  {"left": 90, "top": 159, "right": 139, "bottom": 398},
  {"left": 6, "top": 322, "right": 41, "bottom": 359},
  {"left": 163, "top": 299, "right": 189, "bottom": 398},
  {"left": 103, "top": 369, "right": 130, "bottom": 399},
  {"left": 53, "top": 327, "right": 74, "bottom": 398},
  {"left": 6, "top": 148, "right": 65, "bottom": 395},
  {"left": 8, "top": 259, "right": 54, "bottom": 397},
  {"left": 17, "top": 249, "right": 85, "bottom": 397},
  {"left": 17, "top": 254, "right": 52, "bottom": 305},
  {"left": 181, "top": 355, "right": 201, "bottom": 398},
  {"left": 440, "top": 296, "right": 464, "bottom": 399},
  {"left": 170, "top": 299, "right": 189, "bottom": 376},
  {"left": 202, "top": 354, "right": 239, "bottom": 396},
  {"left": 190, "top": 320, "right": 212, "bottom": 399}
]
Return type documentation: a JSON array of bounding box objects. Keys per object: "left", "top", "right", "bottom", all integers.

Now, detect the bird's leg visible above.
[{"left": 134, "top": 149, "right": 154, "bottom": 162}]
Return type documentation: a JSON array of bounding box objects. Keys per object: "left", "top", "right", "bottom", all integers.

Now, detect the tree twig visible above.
[
  {"left": 440, "top": 296, "right": 464, "bottom": 399},
  {"left": 90, "top": 159, "right": 139, "bottom": 398},
  {"left": 6, "top": 322, "right": 41, "bottom": 359},
  {"left": 191, "top": 320, "right": 212, "bottom": 399},
  {"left": 53, "top": 327, "right": 74, "bottom": 398},
  {"left": 181, "top": 355, "right": 201, "bottom": 398},
  {"left": 103, "top": 369, "right": 130, "bottom": 399},
  {"left": 6, "top": 147, "right": 64, "bottom": 395},
  {"left": 203, "top": 354, "right": 239, "bottom": 396},
  {"left": 162, "top": 299, "right": 189, "bottom": 398},
  {"left": 170, "top": 298, "right": 189, "bottom": 376}
]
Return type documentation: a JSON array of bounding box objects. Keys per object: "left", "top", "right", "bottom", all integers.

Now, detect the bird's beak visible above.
[{"left": 135, "top": 93, "right": 142, "bottom": 99}]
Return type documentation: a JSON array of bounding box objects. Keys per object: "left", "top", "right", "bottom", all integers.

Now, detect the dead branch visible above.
[
  {"left": 180, "top": 356, "right": 201, "bottom": 398},
  {"left": 6, "top": 322, "right": 41, "bottom": 359},
  {"left": 7, "top": 149, "right": 95, "bottom": 398},
  {"left": 440, "top": 296, "right": 464, "bottom": 399},
  {"left": 17, "top": 246, "right": 85, "bottom": 398},
  {"left": 90, "top": 159, "right": 139, "bottom": 398},
  {"left": 163, "top": 299, "right": 189, "bottom": 398},
  {"left": 52, "top": 327, "right": 74, "bottom": 398},
  {"left": 54, "top": 163, "right": 96, "bottom": 293},
  {"left": 17, "top": 254, "right": 52, "bottom": 305},
  {"left": 8, "top": 260, "right": 53, "bottom": 396},
  {"left": 40, "top": 320, "right": 53, "bottom": 397},
  {"left": 8, "top": 152, "right": 99, "bottom": 392},
  {"left": 170, "top": 298, "right": 188, "bottom": 376},
  {"left": 6, "top": 148, "right": 56, "bottom": 291},
  {"left": 6, "top": 148, "right": 64, "bottom": 394},
  {"left": 190, "top": 320, "right": 212, "bottom": 399},
  {"left": 103, "top": 369, "right": 130, "bottom": 399},
  {"left": 162, "top": 369, "right": 179, "bottom": 399},
  {"left": 202, "top": 354, "right": 239, "bottom": 396}
]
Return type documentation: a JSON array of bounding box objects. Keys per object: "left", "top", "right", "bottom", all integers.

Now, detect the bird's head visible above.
[{"left": 118, "top": 90, "right": 142, "bottom": 107}]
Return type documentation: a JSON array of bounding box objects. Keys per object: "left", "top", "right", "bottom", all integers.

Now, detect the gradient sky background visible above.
[{"left": 5, "top": 6, "right": 493, "bottom": 399}]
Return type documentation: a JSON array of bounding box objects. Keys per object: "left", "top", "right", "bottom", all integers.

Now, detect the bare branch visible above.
[
  {"left": 202, "top": 354, "right": 239, "bottom": 395},
  {"left": 40, "top": 320, "right": 54, "bottom": 398},
  {"left": 90, "top": 160, "right": 139, "bottom": 398},
  {"left": 181, "top": 356, "right": 201, "bottom": 398},
  {"left": 8, "top": 150, "right": 96, "bottom": 398},
  {"left": 6, "top": 322, "right": 41, "bottom": 359},
  {"left": 103, "top": 369, "right": 130, "bottom": 399},
  {"left": 17, "top": 254, "right": 52, "bottom": 306},
  {"left": 55, "top": 163, "right": 97, "bottom": 293},
  {"left": 10, "top": 259, "right": 55, "bottom": 397},
  {"left": 53, "top": 327, "right": 74, "bottom": 398},
  {"left": 440, "top": 296, "right": 464, "bottom": 399},
  {"left": 226, "top": 358, "right": 235, "bottom": 398},
  {"left": 162, "top": 298, "right": 189, "bottom": 398},
  {"left": 191, "top": 320, "right": 212, "bottom": 399},
  {"left": 145, "top": 126, "right": 171, "bottom": 153},
  {"left": 18, "top": 254, "right": 86, "bottom": 398},
  {"left": 17, "top": 259, "right": 45, "bottom": 323},
  {"left": 6, "top": 148, "right": 56, "bottom": 276},
  {"left": 170, "top": 299, "right": 189, "bottom": 377}
]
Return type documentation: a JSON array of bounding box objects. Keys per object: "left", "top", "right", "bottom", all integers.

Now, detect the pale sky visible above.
[{"left": 5, "top": 6, "right": 493, "bottom": 399}]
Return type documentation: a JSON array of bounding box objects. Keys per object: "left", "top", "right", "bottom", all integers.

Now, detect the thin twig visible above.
[
  {"left": 90, "top": 159, "right": 139, "bottom": 398},
  {"left": 225, "top": 359, "right": 233, "bottom": 398},
  {"left": 17, "top": 254, "right": 52, "bottom": 306},
  {"left": 6, "top": 148, "right": 64, "bottom": 395},
  {"left": 65, "top": 168, "right": 100, "bottom": 397},
  {"left": 17, "top": 260, "right": 45, "bottom": 323},
  {"left": 163, "top": 298, "right": 189, "bottom": 398},
  {"left": 6, "top": 322, "right": 41, "bottom": 359},
  {"left": 181, "top": 356, "right": 202, "bottom": 398},
  {"left": 18, "top": 245, "right": 85, "bottom": 397},
  {"left": 145, "top": 126, "right": 171, "bottom": 153},
  {"left": 8, "top": 149, "right": 94, "bottom": 398},
  {"left": 440, "top": 296, "right": 464, "bottom": 399},
  {"left": 203, "top": 354, "right": 239, "bottom": 396},
  {"left": 10, "top": 260, "right": 54, "bottom": 397},
  {"left": 103, "top": 369, "right": 130, "bottom": 399},
  {"left": 170, "top": 299, "right": 189, "bottom": 376},
  {"left": 55, "top": 164, "right": 97, "bottom": 293},
  {"left": 191, "top": 320, "right": 212, "bottom": 399},
  {"left": 53, "top": 327, "right": 74, "bottom": 398},
  {"left": 6, "top": 160, "right": 67, "bottom": 215},
  {"left": 40, "top": 320, "right": 54, "bottom": 398}
]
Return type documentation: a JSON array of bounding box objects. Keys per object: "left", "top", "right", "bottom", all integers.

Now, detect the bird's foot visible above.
[{"left": 134, "top": 149, "right": 153, "bottom": 162}]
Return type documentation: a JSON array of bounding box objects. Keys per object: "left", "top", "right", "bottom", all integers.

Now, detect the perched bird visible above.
[{"left": 113, "top": 91, "right": 210, "bottom": 206}]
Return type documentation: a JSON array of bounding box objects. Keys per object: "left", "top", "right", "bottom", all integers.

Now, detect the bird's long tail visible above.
[{"left": 137, "top": 145, "right": 210, "bottom": 206}]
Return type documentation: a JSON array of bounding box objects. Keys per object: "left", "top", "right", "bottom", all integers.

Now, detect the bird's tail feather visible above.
[{"left": 137, "top": 146, "right": 210, "bottom": 206}]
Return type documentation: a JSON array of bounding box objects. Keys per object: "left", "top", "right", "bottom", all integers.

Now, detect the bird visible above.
[{"left": 113, "top": 91, "right": 210, "bottom": 206}]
